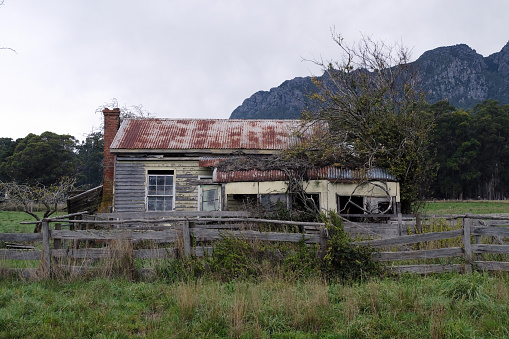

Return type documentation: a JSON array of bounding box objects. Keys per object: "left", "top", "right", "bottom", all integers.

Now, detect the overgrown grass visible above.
[
  {"left": 0, "top": 272, "right": 508, "bottom": 338},
  {"left": 423, "top": 200, "right": 509, "bottom": 215}
]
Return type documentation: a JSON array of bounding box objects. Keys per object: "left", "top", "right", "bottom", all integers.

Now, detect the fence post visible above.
[
  {"left": 318, "top": 227, "right": 328, "bottom": 259},
  {"left": 182, "top": 219, "right": 191, "bottom": 258},
  {"left": 53, "top": 223, "right": 61, "bottom": 250},
  {"left": 463, "top": 216, "right": 473, "bottom": 273},
  {"left": 415, "top": 212, "right": 422, "bottom": 233},
  {"left": 41, "top": 220, "right": 52, "bottom": 278}
]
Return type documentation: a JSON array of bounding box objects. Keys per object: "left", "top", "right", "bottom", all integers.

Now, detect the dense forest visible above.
[
  {"left": 430, "top": 99, "right": 509, "bottom": 200},
  {"left": 0, "top": 99, "right": 508, "bottom": 200}
]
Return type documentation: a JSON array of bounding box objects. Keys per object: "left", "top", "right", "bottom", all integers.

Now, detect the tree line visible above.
[{"left": 0, "top": 131, "right": 103, "bottom": 189}]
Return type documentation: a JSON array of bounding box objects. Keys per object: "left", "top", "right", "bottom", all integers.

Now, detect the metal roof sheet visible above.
[
  {"left": 213, "top": 166, "right": 396, "bottom": 183},
  {"left": 111, "top": 119, "right": 303, "bottom": 151}
]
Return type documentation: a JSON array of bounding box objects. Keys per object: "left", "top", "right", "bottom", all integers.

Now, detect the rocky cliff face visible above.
[
  {"left": 229, "top": 76, "right": 318, "bottom": 119},
  {"left": 230, "top": 42, "right": 509, "bottom": 119},
  {"left": 416, "top": 42, "right": 509, "bottom": 108}
]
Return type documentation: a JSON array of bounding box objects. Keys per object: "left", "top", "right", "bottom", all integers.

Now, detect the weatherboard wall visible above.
[{"left": 113, "top": 158, "right": 212, "bottom": 212}]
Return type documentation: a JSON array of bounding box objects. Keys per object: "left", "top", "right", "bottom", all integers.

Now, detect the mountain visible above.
[{"left": 229, "top": 42, "right": 509, "bottom": 119}]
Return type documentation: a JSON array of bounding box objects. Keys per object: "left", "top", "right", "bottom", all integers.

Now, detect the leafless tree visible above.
[{"left": 0, "top": 177, "right": 75, "bottom": 232}]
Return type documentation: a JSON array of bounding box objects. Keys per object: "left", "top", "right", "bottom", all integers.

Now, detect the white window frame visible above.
[{"left": 146, "top": 170, "right": 175, "bottom": 211}]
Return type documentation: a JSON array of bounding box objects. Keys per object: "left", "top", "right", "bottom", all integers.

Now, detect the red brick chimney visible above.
[{"left": 99, "top": 108, "right": 121, "bottom": 212}]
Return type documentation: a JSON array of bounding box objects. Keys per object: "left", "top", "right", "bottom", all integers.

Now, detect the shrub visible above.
[{"left": 321, "top": 211, "right": 383, "bottom": 281}]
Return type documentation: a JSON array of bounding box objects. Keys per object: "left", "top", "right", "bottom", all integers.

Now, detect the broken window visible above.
[{"left": 337, "top": 195, "right": 364, "bottom": 215}]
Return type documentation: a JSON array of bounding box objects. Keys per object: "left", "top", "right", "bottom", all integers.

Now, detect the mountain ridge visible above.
[{"left": 230, "top": 41, "right": 509, "bottom": 119}]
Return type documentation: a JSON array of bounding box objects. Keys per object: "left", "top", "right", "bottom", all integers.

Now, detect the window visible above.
[
  {"left": 147, "top": 170, "right": 174, "bottom": 211},
  {"left": 260, "top": 194, "right": 288, "bottom": 211},
  {"left": 337, "top": 195, "right": 364, "bottom": 214},
  {"left": 201, "top": 185, "right": 220, "bottom": 211}
]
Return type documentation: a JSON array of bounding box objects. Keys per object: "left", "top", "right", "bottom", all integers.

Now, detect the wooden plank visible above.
[
  {"left": 472, "top": 244, "right": 509, "bottom": 254},
  {"left": 0, "top": 233, "right": 43, "bottom": 242},
  {"left": 475, "top": 261, "right": 509, "bottom": 271},
  {"left": 375, "top": 247, "right": 463, "bottom": 261},
  {"left": 355, "top": 229, "right": 463, "bottom": 247},
  {"left": 52, "top": 247, "right": 176, "bottom": 260},
  {"left": 193, "top": 223, "right": 254, "bottom": 230},
  {"left": 387, "top": 264, "right": 463, "bottom": 274},
  {"left": 484, "top": 220, "right": 509, "bottom": 226},
  {"left": 473, "top": 226, "right": 509, "bottom": 237},
  {"left": 52, "top": 248, "right": 108, "bottom": 259},
  {"left": 97, "top": 211, "right": 251, "bottom": 219},
  {"left": 134, "top": 248, "right": 177, "bottom": 259},
  {"left": 463, "top": 218, "right": 473, "bottom": 273},
  {"left": 54, "top": 224, "right": 62, "bottom": 250},
  {"left": 51, "top": 229, "right": 179, "bottom": 243},
  {"left": 194, "top": 246, "right": 213, "bottom": 257},
  {"left": 343, "top": 222, "right": 400, "bottom": 229},
  {"left": 192, "top": 229, "right": 321, "bottom": 244},
  {"left": 0, "top": 249, "right": 41, "bottom": 260},
  {"left": 182, "top": 220, "right": 191, "bottom": 258},
  {"left": 42, "top": 221, "right": 51, "bottom": 277}
]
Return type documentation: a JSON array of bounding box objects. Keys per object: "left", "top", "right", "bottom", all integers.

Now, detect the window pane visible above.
[
  {"left": 157, "top": 176, "right": 165, "bottom": 185},
  {"left": 155, "top": 197, "right": 164, "bottom": 211},
  {"left": 147, "top": 197, "right": 156, "bottom": 211},
  {"left": 163, "top": 197, "right": 172, "bottom": 211},
  {"left": 164, "top": 186, "right": 173, "bottom": 195},
  {"left": 149, "top": 176, "right": 156, "bottom": 185}
]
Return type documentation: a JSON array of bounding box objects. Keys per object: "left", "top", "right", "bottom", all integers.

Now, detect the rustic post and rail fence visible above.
[{"left": 1, "top": 212, "right": 509, "bottom": 278}]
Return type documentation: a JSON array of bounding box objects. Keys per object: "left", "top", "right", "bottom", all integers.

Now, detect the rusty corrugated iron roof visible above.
[
  {"left": 199, "top": 157, "right": 228, "bottom": 168},
  {"left": 111, "top": 119, "right": 303, "bottom": 151},
  {"left": 213, "top": 167, "right": 396, "bottom": 183}
]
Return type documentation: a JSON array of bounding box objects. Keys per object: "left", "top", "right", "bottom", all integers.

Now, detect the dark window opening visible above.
[{"left": 337, "top": 195, "right": 364, "bottom": 215}]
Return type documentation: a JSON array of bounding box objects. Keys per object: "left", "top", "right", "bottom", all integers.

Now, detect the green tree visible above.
[
  {"left": 430, "top": 100, "right": 509, "bottom": 200},
  {"left": 76, "top": 131, "right": 104, "bottom": 189},
  {"left": 299, "top": 33, "right": 435, "bottom": 213},
  {"left": 0, "top": 137, "right": 17, "bottom": 181},
  {"left": 471, "top": 100, "right": 509, "bottom": 199},
  {"left": 431, "top": 103, "right": 480, "bottom": 199},
  {"left": 0, "top": 132, "right": 78, "bottom": 186}
]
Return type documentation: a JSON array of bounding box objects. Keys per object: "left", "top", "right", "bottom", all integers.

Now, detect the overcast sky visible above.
[{"left": 1, "top": 0, "right": 508, "bottom": 141}]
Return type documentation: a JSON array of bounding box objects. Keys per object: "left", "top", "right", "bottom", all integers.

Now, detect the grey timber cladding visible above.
[
  {"left": 114, "top": 162, "right": 146, "bottom": 212},
  {"left": 114, "top": 159, "right": 213, "bottom": 212}
]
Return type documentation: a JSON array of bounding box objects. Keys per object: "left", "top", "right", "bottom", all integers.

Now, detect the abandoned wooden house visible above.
[{"left": 99, "top": 108, "right": 400, "bottom": 214}]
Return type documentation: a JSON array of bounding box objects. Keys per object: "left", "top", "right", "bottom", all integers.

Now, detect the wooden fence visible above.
[
  {"left": 356, "top": 214, "right": 509, "bottom": 274},
  {"left": 2, "top": 212, "right": 509, "bottom": 278},
  {"left": 1, "top": 211, "right": 327, "bottom": 278}
]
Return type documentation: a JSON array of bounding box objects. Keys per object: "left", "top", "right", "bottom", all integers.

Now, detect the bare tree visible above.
[
  {"left": 298, "top": 32, "right": 435, "bottom": 213},
  {"left": 0, "top": 177, "right": 75, "bottom": 232},
  {"left": 96, "top": 98, "right": 155, "bottom": 123}
]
